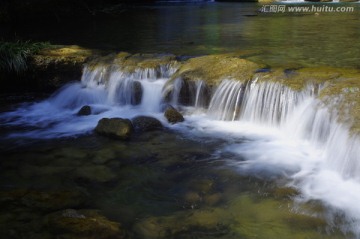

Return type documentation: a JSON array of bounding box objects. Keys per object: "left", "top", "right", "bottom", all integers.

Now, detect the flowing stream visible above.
[{"left": 1, "top": 63, "right": 360, "bottom": 237}]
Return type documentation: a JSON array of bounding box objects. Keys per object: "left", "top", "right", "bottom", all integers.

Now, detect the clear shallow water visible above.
[{"left": 3, "top": 2, "right": 360, "bottom": 68}]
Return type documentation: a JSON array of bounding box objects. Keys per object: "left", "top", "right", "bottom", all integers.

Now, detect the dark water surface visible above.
[{"left": 3, "top": 2, "right": 360, "bottom": 68}]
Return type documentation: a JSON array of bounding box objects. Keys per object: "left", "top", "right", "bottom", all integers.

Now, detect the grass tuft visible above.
[{"left": 0, "top": 41, "right": 51, "bottom": 73}]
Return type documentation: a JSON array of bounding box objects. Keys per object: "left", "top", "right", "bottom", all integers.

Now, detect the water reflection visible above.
[{"left": 3, "top": 3, "right": 360, "bottom": 67}]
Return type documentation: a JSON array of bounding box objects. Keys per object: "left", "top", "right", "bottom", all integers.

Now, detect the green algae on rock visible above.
[
  {"left": 114, "top": 53, "right": 178, "bottom": 73},
  {"left": 319, "top": 75, "right": 360, "bottom": 134},
  {"left": 171, "top": 54, "right": 263, "bottom": 86},
  {"left": 164, "top": 105, "right": 185, "bottom": 124},
  {"left": 28, "top": 45, "right": 98, "bottom": 91}
]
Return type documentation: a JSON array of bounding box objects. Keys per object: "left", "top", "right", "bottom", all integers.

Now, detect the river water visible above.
[
  {"left": 4, "top": 2, "right": 360, "bottom": 68},
  {"left": 1, "top": 2, "right": 360, "bottom": 238}
]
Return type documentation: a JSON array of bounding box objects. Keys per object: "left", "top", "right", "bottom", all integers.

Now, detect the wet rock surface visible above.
[
  {"left": 77, "top": 105, "right": 91, "bottom": 116},
  {"left": 95, "top": 118, "right": 133, "bottom": 140},
  {"left": 164, "top": 105, "right": 184, "bottom": 124},
  {"left": 131, "top": 116, "right": 163, "bottom": 132}
]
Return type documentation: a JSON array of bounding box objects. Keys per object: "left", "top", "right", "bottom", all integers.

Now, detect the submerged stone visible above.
[
  {"left": 75, "top": 165, "right": 117, "bottom": 183},
  {"left": 95, "top": 118, "right": 133, "bottom": 140},
  {"left": 164, "top": 105, "right": 184, "bottom": 124},
  {"left": 0, "top": 189, "right": 86, "bottom": 211},
  {"left": 45, "top": 209, "right": 125, "bottom": 239},
  {"left": 132, "top": 116, "right": 163, "bottom": 132}
]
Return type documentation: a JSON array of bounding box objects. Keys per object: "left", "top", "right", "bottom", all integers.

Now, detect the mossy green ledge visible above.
[{"left": 29, "top": 45, "right": 98, "bottom": 91}]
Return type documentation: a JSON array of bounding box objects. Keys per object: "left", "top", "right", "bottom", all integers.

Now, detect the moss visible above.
[
  {"left": 171, "top": 54, "right": 263, "bottom": 86},
  {"left": 285, "top": 213, "right": 327, "bottom": 230},
  {"left": 114, "top": 53, "right": 179, "bottom": 73},
  {"left": 319, "top": 77, "right": 360, "bottom": 134},
  {"left": 32, "top": 45, "right": 94, "bottom": 67},
  {"left": 255, "top": 67, "right": 354, "bottom": 91},
  {"left": 271, "top": 187, "right": 300, "bottom": 200}
]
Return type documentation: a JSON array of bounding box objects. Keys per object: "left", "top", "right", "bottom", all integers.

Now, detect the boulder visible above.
[
  {"left": 95, "top": 118, "right": 133, "bottom": 140},
  {"left": 132, "top": 116, "right": 163, "bottom": 132},
  {"left": 77, "top": 105, "right": 91, "bottom": 116},
  {"left": 170, "top": 54, "right": 263, "bottom": 86},
  {"left": 164, "top": 106, "right": 184, "bottom": 124}
]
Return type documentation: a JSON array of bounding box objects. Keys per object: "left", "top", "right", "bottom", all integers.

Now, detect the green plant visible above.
[{"left": 0, "top": 40, "right": 51, "bottom": 73}]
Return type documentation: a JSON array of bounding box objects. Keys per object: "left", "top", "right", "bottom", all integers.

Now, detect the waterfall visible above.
[
  {"left": 2, "top": 60, "right": 360, "bottom": 235},
  {"left": 194, "top": 80, "right": 208, "bottom": 109},
  {"left": 204, "top": 78, "right": 360, "bottom": 233},
  {"left": 165, "top": 78, "right": 210, "bottom": 109},
  {"left": 206, "top": 78, "right": 360, "bottom": 180},
  {"left": 208, "top": 80, "right": 244, "bottom": 121},
  {"left": 74, "top": 64, "right": 176, "bottom": 111},
  {"left": 206, "top": 78, "right": 314, "bottom": 125}
]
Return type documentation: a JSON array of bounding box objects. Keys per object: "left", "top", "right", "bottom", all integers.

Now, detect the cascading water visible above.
[
  {"left": 172, "top": 76, "right": 360, "bottom": 236},
  {"left": 0, "top": 63, "right": 176, "bottom": 138},
  {"left": 208, "top": 79, "right": 244, "bottom": 120},
  {"left": 2, "top": 62, "right": 360, "bottom": 237}
]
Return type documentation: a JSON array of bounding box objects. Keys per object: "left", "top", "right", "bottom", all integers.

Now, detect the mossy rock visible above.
[
  {"left": 113, "top": 53, "right": 179, "bottom": 74},
  {"left": 254, "top": 66, "right": 360, "bottom": 134},
  {"left": 45, "top": 209, "right": 125, "bottom": 239},
  {"left": 95, "top": 118, "right": 133, "bottom": 140},
  {"left": 171, "top": 54, "right": 263, "bottom": 86},
  {"left": 319, "top": 77, "right": 360, "bottom": 134},
  {"left": 164, "top": 105, "right": 184, "bottom": 124},
  {"left": 131, "top": 116, "right": 163, "bottom": 132},
  {"left": 254, "top": 67, "right": 347, "bottom": 91},
  {"left": 30, "top": 45, "right": 97, "bottom": 91}
]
